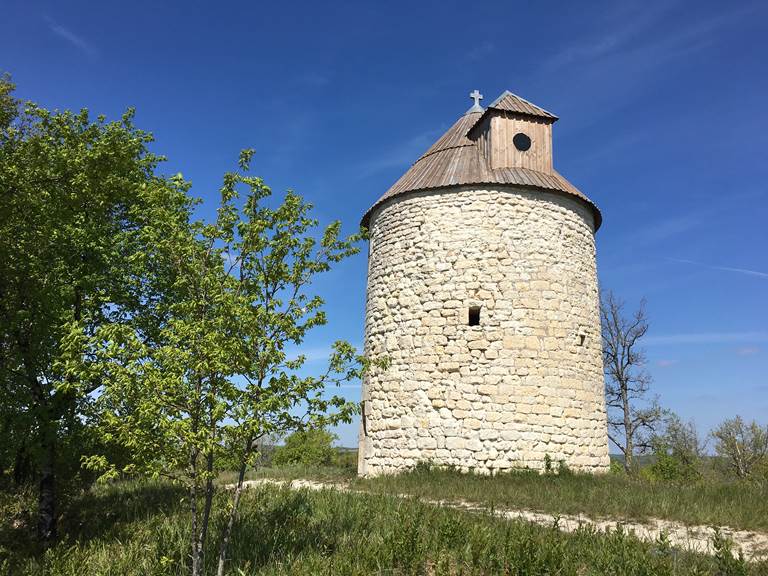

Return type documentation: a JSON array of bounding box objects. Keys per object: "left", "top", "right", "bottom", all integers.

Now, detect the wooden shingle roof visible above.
[
  {"left": 485, "top": 90, "right": 558, "bottom": 120},
  {"left": 361, "top": 92, "right": 600, "bottom": 230}
]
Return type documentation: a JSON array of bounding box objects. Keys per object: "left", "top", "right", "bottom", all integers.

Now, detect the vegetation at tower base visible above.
[
  {"left": 3, "top": 480, "right": 766, "bottom": 575},
  {"left": 347, "top": 462, "right": 768, "bottom": 533},
  {"left": 81, "top": 149, "right": 369, "bottom": 576},
  {"left": 0, "top": 74, "right": 193, "bottom": 543},
  {"left": 601, "top": 290, "right": 664, "bottom": 473}
]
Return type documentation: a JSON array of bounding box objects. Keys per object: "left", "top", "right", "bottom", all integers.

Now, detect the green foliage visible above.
[
  {"left": 89, "top": 152, "right": 366, "bottom": 482},
  {"left": 272, "top": 429, "right": 338, "bottom": 467},
  {"left": 647, "top": 414, "right": 704, "bottom": 481},
  {"left": 711, "top": 528, "right": 749, "bottom": 576},
  {"left": 609, "top": 457, "right": 627, "bottom": 475},
  {"left": 0, "top": 73, "right": 191, "bottom": 539},
  {"left": 542, "top": 454, "right": 571, "bottom": 476},
  {"left": 4, "top": 480, "right": 764, "bottom": 575},
  {"left": 0, "top": 73, "right": 18, "bottom": 132},
  {"left": 712, "top": 416, "right": 768, "bottom": 479},
  {"left": 330, "top": 448, "right": 358, "bottom": 473},
  {"left": 84, "top": 150, "right": 373, "bottom": 572}
]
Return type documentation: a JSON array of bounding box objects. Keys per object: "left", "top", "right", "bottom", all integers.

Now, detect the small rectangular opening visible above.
[{"left": 468, "top": 306, "right": 481, "bottom": 326}]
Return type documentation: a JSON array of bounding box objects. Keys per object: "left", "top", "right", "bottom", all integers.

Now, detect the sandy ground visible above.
[{"left": 231, "top": 478, "right": 768, "bottom": 562}]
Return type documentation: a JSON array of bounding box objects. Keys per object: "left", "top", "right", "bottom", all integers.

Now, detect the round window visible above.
[{"left": 513, "top": 132, "right": 531, "bottom": 151}]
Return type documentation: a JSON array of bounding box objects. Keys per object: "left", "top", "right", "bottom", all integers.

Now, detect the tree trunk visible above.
[
  {"left": 216, "top": 445, "right": 250, "bottom": 576},
  {"left": 19, "top": 338, "right": 58, "bottom": 543},
  {"left": 190, "top": 452, "right": 202, "bottom": 576},
  {"left": 13, "top": 441, "right": 33, "bottom": 487},
  {"left": 622, "top": 386, "right": 634, "bottom": 473},
  {"left": 197, "top": 450, "right": 215, "bottom": 569},
  {"left": 37, "top": 421, "right": 57, "bottom": 544}
]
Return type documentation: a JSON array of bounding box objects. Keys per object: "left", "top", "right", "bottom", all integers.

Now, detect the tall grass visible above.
[
  {"left": 351, "top": 466, "right": 768, "bottom": 532},
  {"left": 3, "top": 480, "right": 764, "bottom": 575}
]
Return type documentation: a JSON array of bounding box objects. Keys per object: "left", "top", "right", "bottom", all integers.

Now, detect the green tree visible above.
[
  {"left": 0, "top": 75, "right": 191, "bottom": 542},
  {"left": 272, "top": 428, "right": 338, "bottom": 467},
  {"left": 648, "top": 413, "right": 704, "bottom": 481},
  {"left": 712, "top": 416, "right": 768, "bottom": 478},
  {"left": 87, "top": 151, "right": 371, "bottom": 576}
]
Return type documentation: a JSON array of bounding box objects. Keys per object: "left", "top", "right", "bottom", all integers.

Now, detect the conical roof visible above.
[{"left": 361, "top": 92, "right": 600, "bottom": 229}]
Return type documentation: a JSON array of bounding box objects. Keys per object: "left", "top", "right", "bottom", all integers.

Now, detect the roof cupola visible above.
[{"left": 361, "top": 89, "right": 600, "bottom": 230}]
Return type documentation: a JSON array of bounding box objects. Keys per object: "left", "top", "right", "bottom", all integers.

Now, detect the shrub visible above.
[
  {"left": 647, "top": 413, "right": 704, "bottom": 481},
  {"left": 272, "top": 428, "right": 337, "bottom": 467},
  {"left": 609, "top": 458, "right": 627, "bottom": 475},
  {"left": 712, "top": 416, "right": 768, "bottom": 478}
]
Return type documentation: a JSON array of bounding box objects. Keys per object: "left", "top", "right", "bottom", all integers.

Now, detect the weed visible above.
[{"left": 3, "top": 480, "right": 767, "bottom": 575}]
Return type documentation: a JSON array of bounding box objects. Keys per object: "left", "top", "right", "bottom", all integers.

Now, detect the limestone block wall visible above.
[{"left": 358, "top": 186, "right": 609, "bottom": 476}]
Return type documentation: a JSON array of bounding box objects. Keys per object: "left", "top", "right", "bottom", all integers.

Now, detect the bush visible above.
[
  {"left": 646, "top": 414, "right": 704, "bottom": 481},
  {"left": 272, "top": 428, "right": 337, "bottom": 467},
  {"left": 712, "top": 416, "right": 768, "bottom": 478},
  {"left": 609, "top": 458, "right": 626, "bottom": 475}
]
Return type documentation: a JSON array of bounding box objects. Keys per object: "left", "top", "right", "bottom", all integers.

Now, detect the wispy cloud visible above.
[
  {"left": 645, "top": 332, "right": 768, "bottom": 346},
  {"left": 544, "top": 2, "right": 754, "bottom": 74},
  {"left": 667, "top": 258, "right": 768, "bottom": 280},
  {"left": 44, "top": 16, "right": 97, "bottom": 58},
  {"left": 736, "top": 347, "right": 760, "bottom": 356},
  {"left": 609, "top": 188, "right": 762, "bottom": 256},
  {"left": 356, "top": 127, "right": 442, "bottom": 177},
  {"left": 462, "top": 41, "right": 494, "bottom": 63},
  {"left": 296, "top": 71, "right": 331, "bottom": 87},
  {"left": 541, "top": 2, "right": 665, "bottom": 72},
  {"left": 534, "top": 2, "right": 760, "bottom": 134},
  {"left": 625, "top": 214, "right": 702, "bottom": 247}
]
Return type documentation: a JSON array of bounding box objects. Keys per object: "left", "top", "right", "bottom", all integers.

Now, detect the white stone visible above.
[{"left": 358, "top": 186, "right": 609, "bottom": 476}]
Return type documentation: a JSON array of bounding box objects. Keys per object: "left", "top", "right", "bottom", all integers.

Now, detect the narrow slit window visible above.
[{"left": 468, "top": 306, "right": 481, "bottom": 326}]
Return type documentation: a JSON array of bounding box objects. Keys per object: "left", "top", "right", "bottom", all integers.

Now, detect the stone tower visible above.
[{"left": 358, "top": 90, "right": 609, "bottom": 476}]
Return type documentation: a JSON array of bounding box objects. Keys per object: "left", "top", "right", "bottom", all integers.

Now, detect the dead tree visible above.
[{"left": 601, "top": 291, "right": 662, "bottom": 472}]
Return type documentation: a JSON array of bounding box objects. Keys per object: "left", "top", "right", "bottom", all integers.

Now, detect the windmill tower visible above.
[{"left": 358, "top": 90, "right": 609, "bottom": 476}]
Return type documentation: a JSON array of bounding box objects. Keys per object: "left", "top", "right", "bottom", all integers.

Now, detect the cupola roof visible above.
[
  {"left": 361, "top": 90, "right": 601, "bottom": 230},
  {"left": 483, "top": 90, "right": 558, "bottom": 120}
]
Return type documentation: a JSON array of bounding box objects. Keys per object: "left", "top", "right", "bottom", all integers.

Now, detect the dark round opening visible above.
[{"left": 513, "top": 132, "right": 531, "bottom": 151}]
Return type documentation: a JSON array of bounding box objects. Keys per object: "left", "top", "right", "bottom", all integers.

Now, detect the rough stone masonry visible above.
[{"left": 358, "top": 91, "right": 609, "bottom": 476}]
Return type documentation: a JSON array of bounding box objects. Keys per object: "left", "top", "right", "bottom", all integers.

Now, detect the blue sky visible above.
[{"left": 3, "top": 0, "right": 766, "bottom": 448}]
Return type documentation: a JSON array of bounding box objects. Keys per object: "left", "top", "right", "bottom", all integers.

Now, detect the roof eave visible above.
[
  {"left": 468, "top": 107, "right": 558, "bottom": 138},
  {"left": 361, "top": 182, "right": 602, "bottom": 232}
]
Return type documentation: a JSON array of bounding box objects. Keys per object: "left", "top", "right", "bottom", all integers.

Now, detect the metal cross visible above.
[{"left": 470, "top": 89, "right": 483, "bottom": 107}]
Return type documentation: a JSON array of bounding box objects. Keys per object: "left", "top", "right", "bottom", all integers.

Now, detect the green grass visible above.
[
  {"left": 348, "top": 466, "right": 768, "bottom": 532},
  {"left": 245, "top": 458, "right": 768, "bottom": 533},
  {"left": 3, "top": 479, "right": 764, "bottom": 575}
]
